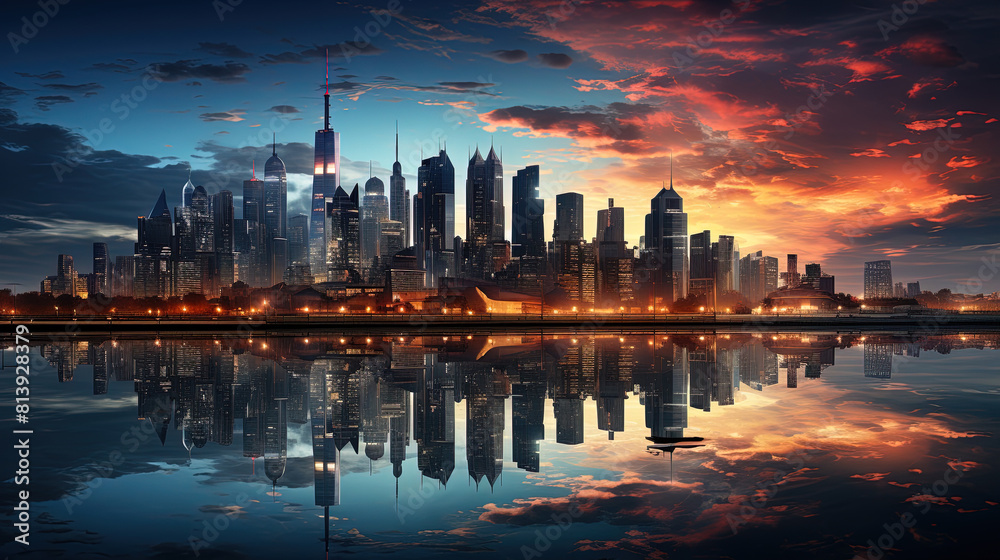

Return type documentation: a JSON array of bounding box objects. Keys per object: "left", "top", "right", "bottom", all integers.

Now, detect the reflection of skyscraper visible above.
[
  {"left": 596, "top": 339, "right": 631, "bottom": 440},
  {"left": 638, "top": 341, "right": 689, "bottom": 439},
  {"left": 864, "top": 343, "right": 893, "bottom": 378},
  {"left": 263, "top": 364, "right": 288, "bottom": 488},
  {"left": 310, "top": 361, "right": 342, "bottom": 507},
  {"left": 512, "top": 352, "right": 545, "bottom": 472},
  {"left": 415, "top": 356, "right": 455, "bottom": 485},
  {"left": 465, "top": 365, "right": 509, "bottom": 489}
]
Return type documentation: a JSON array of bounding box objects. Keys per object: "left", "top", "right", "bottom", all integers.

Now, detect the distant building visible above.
[
  {"left": 864, "top": 260, "right": 893, "bottom": 299},
  {"left": 739, "top": 251, "right": 778, "bottom": 304},
  {"left": 906, "top": 281, "right": 921, "bottom": 297}
]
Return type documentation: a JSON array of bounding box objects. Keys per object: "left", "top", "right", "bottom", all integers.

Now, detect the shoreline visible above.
[{"left": 4, "top": 312, "right": 998, "bottom": 335}]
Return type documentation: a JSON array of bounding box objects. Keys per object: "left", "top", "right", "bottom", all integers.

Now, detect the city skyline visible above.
[{"left": 2, "top": 0, "right": 998, "bottom": 295}]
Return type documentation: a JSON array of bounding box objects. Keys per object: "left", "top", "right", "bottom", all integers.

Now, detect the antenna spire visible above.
[
  {"left": 395, "top": 120, "right": 399, "bottom": 163},
  {"left": 369, "top": 160, "right": 372, "bottom": 179},
  {"left": 272, "top": 133, "right": 276, "bottom": 156},
  {"left": 669, "top": 149, "right": 673, "bottom": 190},
  {"left": 324, "top": 48, "right": 331, "bottom": 130},
  {"left": 252, "top": 160, "right": 255, "bottom": 180}
]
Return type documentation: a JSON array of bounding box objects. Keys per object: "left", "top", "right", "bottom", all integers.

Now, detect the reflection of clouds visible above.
[{"left": 478, "top": 372, "right": 988, "bottom": 554}]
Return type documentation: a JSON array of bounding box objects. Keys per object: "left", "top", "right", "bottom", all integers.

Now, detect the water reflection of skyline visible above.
[
  {"left": 28, "top": 333, "right": 997, "bottom": 473},
  {"left": 5, "top": 332, "right": 997, "bottom": 558}
]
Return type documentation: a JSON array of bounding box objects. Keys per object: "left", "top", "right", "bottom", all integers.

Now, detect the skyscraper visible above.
[
  {"left": 310, "top": 52, "right": 342, "bottom": 273},
  {"left": 243, "top": 168, "right": 268, "bottom": 286},
  {"left": 415, "top": 148, "right": 455, "bottom": 286},
  {"left": 465, "top": 145, "right": 505, "bottom": 279},
  {"left": 212, "top": 190, "right": 235, "bottom": 288},
  {"left": 864, "top": 260, "right": 893, "bottom": 299},
  {"left": 596, "top": 198, "right": 630, "bottom": 306},
  {"left": 511, "top": 164, "right": 544, "bottom": 259},
  {"left": 361, "top": 168, "right": 389, "bottom": 280},
  {"left": 181, "top": 171, "right": 194, "bottom": 208},
  {"left": 92, "top": 242, "right": 109, "bottom": 296},
  {"left": 135, "top": 189, "right": 172, "bottom": 298},
  {"left": 287, "top": 214, "right": 309, "bottom": 266},
  {"left": 644, "top": 156, "right": 688, "bottom": 304},
  {"left": 553, "top": 192, "right": 584, "bottom": 243},
  {"left": 689, "top": 231, "right": 713, "bottom": 281},
  {"left": 552, "top": 192, "right": 584, "bottom": 277},
  {"left": 389, "top": 123, "right": 410, "bottom": 248},
  {"left": 786, "top": 254, "right": 799, "bottom": 288},
  {"left": 326, "top": 185, "right": 361, "bottom": 282},
  {"left": 264, "top": 136, "right": 287, "bottom": 239},
  {"left": 739, "top": 251, "right": 778, "bottom": 303}
]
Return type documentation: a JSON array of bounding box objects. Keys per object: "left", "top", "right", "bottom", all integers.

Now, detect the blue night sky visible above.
[{"left": 1, "top": 0, "right": 998, "bottom": 294}]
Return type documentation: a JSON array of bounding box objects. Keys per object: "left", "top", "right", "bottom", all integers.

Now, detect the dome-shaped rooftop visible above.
[{"left": 365, "top": 176, "right": 385, "bottom": 196}]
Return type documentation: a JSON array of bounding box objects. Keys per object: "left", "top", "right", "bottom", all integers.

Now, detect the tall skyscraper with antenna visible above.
[
  {"left": 644, "top": 152, "right": 688, "bottom": 305},
  {"left": 389, "top": 123, "right": 409, "bottom": 247},
  {"left": 309, "top": 50, "right": 341, "bottom": 280},
  {"left": 264, "top": 134, "right": 287, "bottom": 239}
]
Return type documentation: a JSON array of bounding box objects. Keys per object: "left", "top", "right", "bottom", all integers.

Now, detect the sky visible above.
[{"left": 1, "top": 0, "right": 998, "bottom": 294}]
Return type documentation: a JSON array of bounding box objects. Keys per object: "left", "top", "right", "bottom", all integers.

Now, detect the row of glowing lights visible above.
[{"left": 31, "top": 303, "right": 984, "bottom": 317}]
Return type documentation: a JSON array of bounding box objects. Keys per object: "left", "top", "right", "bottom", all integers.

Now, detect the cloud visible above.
[
  {"left": 850, "top": 149, "right": 890, "bottom": 158},
  {"left": 149, "top": 60, "right": 251, "bottom": 83},
  {"left": 0, "top": 82, "right": 26, "bottom": 105},
  {"left": 537, "top": 52, "right": 573, "bottom": 68},
  {"left": 882, "top": 35, "right": 965, "bottom": 68},
  {"left": 487, "top": 49, "right": 528, "bottom": 63},
  {"left": 35, "top": 95, "right": 73, "bottom": 111},
  {"left": 198, "top": 110, "right": 246, "bottom": 122},
  {"left": 196, "top": 41, "right": 253, "bottom": 58},
  {"left": 14, "top": 71, "right": 64, "bottom": 80},
  {"left": 259, "top": 42, "right": 383, "bottom": 65},
  {"left": 40, "top": 83, "right": 104, "bottom": 93},
  {"left": 268, "top": 105, "right": 300, "bottom": 114},
  {"left": 86, "top": 62, "right": 134, "bottom": 73}
]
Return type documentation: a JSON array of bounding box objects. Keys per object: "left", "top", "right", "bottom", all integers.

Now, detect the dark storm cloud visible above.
[
  {"left": 35, "top": 95, "right": 73, "bottom": 111},
  {"left": 15, "top": 71, "right": 64, "bottom": 80},
  {"left": 149, "top": 60, "right": 251, "bottom": 83},
  {"left": 196, "top": 41, "right": 253, "bottom": 58},
  {"left": 259, "top": 41, "right": 383, "bottom": 65},
  {"left": 0, "top": 110, "right": 184, "bottom": 287},
  {"left": 268, "top": 105, "right": 300, "bottom": 114},
  {"left": 195, "top": 140, "right": 314, "bottom": 177},
  {"left": 487, "top": 49, "right": 528, "bottom": 63},
  {"left": 536, "top": 52, "right": 573, "bottom": 68}
]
